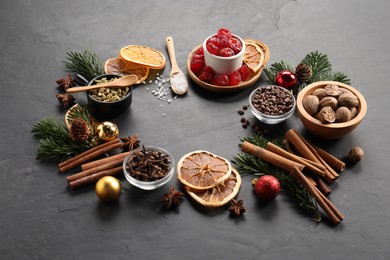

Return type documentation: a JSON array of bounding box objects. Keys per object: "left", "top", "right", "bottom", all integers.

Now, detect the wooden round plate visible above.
[{"left": 186, "top": 39, "right": 270, "bottom": 93}]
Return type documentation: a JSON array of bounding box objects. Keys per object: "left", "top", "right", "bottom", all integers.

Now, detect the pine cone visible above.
[
  {"left": 70, "top": 117, "right": 89, "bottom": 142},
  {"left": 295, "top": 63, "right": 312, "bottom": 83}
]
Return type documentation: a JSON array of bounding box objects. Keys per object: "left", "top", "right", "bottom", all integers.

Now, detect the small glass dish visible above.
[
  {"left": 123, "top": 146, "right": 174, "bottom": 190},
  {"left": 249, "top": 85, "right": 296, "bottom": 124}
]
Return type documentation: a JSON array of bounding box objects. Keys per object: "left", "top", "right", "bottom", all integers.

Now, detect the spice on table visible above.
[
  {"left": 120, "top": 133, "right": 140, "bottom": 152},
  {"left": 125, "top": 146, "right": 171, "bottom": 182},
  {"left": 228, "top": 199, "right": 246, "bottom": 217},
  {"left": 56, "top": 74, "right": 76, "bottom": 91},
  {"left": 56, "top": 93, "right": 76, "bottom": 108},
  {"left": 348, "top": 147, "right": 364, "bottom": 163},
  {"left": 160, "top": 187, "right": 184, "bottom": 209}
]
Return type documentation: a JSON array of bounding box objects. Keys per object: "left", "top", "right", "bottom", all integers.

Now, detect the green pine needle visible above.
[
  {"left": 232, "top": 134, "right": 321, "bottom": 222},
  {"left": 63, "top": 49, "right": 104, "bottom": 81},
  {"left": 302, "top": 51, "right": 332, "bottom": 84}
]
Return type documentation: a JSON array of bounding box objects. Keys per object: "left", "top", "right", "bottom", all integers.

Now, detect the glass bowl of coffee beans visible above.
[
  {"left": 249, "top": 85, "right": 296, "bottom": 124},
  {"left": 123, "top": 146, "right": 175, "bottom": 190},
  {"left": 87, "top": 74, "right": 132, "bottom": 119}
]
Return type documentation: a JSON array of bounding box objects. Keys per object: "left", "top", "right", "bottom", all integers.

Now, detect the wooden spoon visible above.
[
  {"left": 166, "top": 36, "right": 188, "bottom": 95},
  {"left": 66, "top": 74, "right": 138, "bottom": 93}
]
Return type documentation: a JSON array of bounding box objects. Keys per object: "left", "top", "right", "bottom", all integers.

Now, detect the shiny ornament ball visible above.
[
  {"left": 95, "top": 176, "right": 121, "bottom": 201},
  {"left": 96, "top": 121, "right": 119, "bottom": 141},
  {"left": 275, "top": 70, "right": 297, "bottom": 89},
  {"left": 254, "top": 175, "right": 281, "bottom": 201}
]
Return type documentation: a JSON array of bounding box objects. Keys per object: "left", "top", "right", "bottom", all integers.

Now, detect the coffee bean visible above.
[{"left": 251, "top": 86, "right": 294, "bottom": 116}]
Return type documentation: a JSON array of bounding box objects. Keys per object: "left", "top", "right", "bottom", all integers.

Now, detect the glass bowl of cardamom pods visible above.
[{"left": 87, "top": 74, "right": 132, "bottom": 119}]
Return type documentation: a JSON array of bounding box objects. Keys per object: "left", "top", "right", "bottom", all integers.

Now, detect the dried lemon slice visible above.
[
  {"left": 243, "top": 42, "right": 265, "bottom": 74},
  {"left": 185, "top": 168, "right": 242, "bottom": 207},
  {"left": 104, "top": 57, "right": 149, "bottom": 84},
  {"left": 177, "top": 150, "right": 232, "bottom": 191},
  {"left": 119, "top": 45, "right": 166, "bottom": 69}
]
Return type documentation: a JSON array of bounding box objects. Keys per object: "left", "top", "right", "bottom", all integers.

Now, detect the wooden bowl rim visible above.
[{"left": 297, "top": 81, "right": 367, "bottom": 129}]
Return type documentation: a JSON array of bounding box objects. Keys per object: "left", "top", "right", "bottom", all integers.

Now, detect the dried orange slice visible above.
[
  {"left": 243, "top": 42, "right": 265, "bottom": 74},
  {"left": 185, "top": 168, "right": 242, "bottom": 207},
  {"left": 104, "top": 57, "right": 149, "bottom": 84},
  {"left": 119, "top": 45, "right": 166, "bottom": 69},
  {"left": 177, "top": 150, "right": 232, "bottom": 191}
]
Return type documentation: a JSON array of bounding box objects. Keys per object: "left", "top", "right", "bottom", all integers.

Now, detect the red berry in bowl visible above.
[
  {"left": 229, "top": 37, "right": 242, "bottom": 54},
  {"left": 196, "top": 47, "right": 204, "bottom": 55},
  {"left": 198, "top": 71, "right": 213, "bottom": 83},
  {"left": 216, "top": 34, "right": 229, "bottom": 48},
  {"left": 208, "top": 36, "right": 219, "bottom": 45},
  {"left": 206, "top": 42, "right": 220, "bottom": 55},
  {"left": 192, "top": 54, "right": 204, "bottom": 61},
  {"left": 211, "top": 74, "right": 229, "bottom": 86},
  {"left": 228, "top": 71, "right": 241, "bottom": 86},
  {"left": 190, "top": 60, "right": 205, "bottom": 76},
  {"left": 218, "top": 47, "right": 235, "bottom": 57},
  {"left": 238, "top": 65, "right": 250, "bottom": 81},
  {"left": 203, "top": 66, "right": 215, "bottom": 76},
  {"left": 217, "top": 28, "right": 232, "bottom": 39}
]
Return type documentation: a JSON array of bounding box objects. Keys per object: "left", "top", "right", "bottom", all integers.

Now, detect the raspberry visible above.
[
  {"left": 211, "top": 74, "right": 229, "bottom": 86},
  {"left": 192, "top": 54, "right": 204, "bottom": 61},
  {"left": 216, "top": 34, "right": 229, "bottom": 48},
  {"left": 229, "top": 37, "right": 242, "bottom": 54},
  {"left": 228, "top": 71, "right": 241, "bottom": 86},
  {"left": 196, "top": 47, "right": 204, "bottom": 55},
  {"left": 203, "top": 66, "right": 215, "bottom": 76},
  {"left": 238, "top": 65, "right": 250, "bottom": 81},
  {"left": 198, "top": 71, "right": 213, "bottom": 83},
  {"left": 206, "top": 42, "right": 219, "bottom": 55},
  {"left": 218, "top": 47, "right": 235, "bottom": 57},
  {"left": 190, "top": 60, "right": 205, "bottom": 76},
  {"left": 217, "top": 28, "right": 232, "bottom": 39}
]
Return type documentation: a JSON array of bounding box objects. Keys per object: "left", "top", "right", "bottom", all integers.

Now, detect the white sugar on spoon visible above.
[{"left": 165, "top": 36, "right": 188, "bottom": 95}]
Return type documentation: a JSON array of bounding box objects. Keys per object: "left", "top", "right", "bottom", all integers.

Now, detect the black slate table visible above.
[{"left": 1, "top": 0, "right": 389, "bottom": 259}]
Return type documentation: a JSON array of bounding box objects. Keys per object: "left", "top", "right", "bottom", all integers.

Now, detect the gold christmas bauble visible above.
[
  {"left": 96, "top": 121, "right": 119, "bottom": 141},
  {"left": 95, "top": 176, "right": 121, "bottom": 201}
]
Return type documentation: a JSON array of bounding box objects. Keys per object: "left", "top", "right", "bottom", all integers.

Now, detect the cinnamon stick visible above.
[
  {"left": 291, "top": 166, "right": 342, "bottom": 225},
  {"left": 265, "top": 142, "right": 326, "bottom": 177},
  {"left": 66, "top": 158, "right": 124, "bottom": 182},
  {"left": 59, "top": 138, "right": 120, "bottom": 168},
  {"left": 59, "top": 140, "right": 122, "bottom": 173},
  {"left": 241, "top": 141, "right": 305, "bottom": 172},
  {"left": 311, "top": 143, "right": 346, "bottom": 173},
  {"left": 315, "top": 186, "right": 345, "bottom": 221},
  {"left": 81, "top": 152, "right": 130, "bottom": 171},
  {"left": 69, "top": 166, "right": 123, "bottom": 190},
  {"left": 285, "top": 129, "right": 336, "bottom": 183},
  {"left": 313, "top": 175, "right": 332, "bottom": 196}
]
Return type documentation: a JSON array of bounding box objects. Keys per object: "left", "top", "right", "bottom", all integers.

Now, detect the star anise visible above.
[
  {"left": 160, "top": 187, "right": 184, "bottom": 209},
  {"left": 56, "top": 74, "right": 75, "bottom": 91},
  {"left": 56, "top": 93, "right": 76, "bottom": 108},
  {"left": 120, "top": 133, "right": 140, "bottom": 151},
  {"left": 228, "top": 199, "right": 246, "bottom": 217}
]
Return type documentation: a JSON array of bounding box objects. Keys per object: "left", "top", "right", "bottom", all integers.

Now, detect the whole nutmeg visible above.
[
  {"left": 317, "top": 106, "right": 336, "bottom": 123},
  {"left": 324, "top": 84, "right": 342, "bottom": 97},
  {"left": 339, "top": 87, "right": 354, "bottom": 96},
  {"left": 336, "top": 106, "right": 352, "bottom": 122},
  {"left": 348, "top": 147, "right": 364, "bottom": 163},
  {"left": 312, "top": 88, "right": 327, "bottom": 100},
  {"left": 303, "top": 95, "right": 319, "bottom": 115},
  {"left": 338, "top": 92, "right": 359, "bottom": 108},
  {"left": 350, "top": 107, "right": 358, "bottom": 119},
  {"left": 319, "top": 96, "right": 338, "bottom": 110}
]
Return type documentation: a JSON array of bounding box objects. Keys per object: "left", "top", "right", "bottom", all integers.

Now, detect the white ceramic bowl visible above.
[
  {"left": 123, "top": 146, "right": 174, "bottom": 190},
  {"left": 203, "top": 34, "right": 246, "bottom": 75},
  {"left": 249, "top": 85, "right": 296, "bottom": 124}
]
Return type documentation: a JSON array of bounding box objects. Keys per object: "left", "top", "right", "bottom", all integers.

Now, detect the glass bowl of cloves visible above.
[{"left": 123, "top": 146, "right": 175, "bottom": 190}]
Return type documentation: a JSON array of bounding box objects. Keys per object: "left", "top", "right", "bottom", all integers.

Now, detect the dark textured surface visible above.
[{"left": 1, "top": 0, "right": 389, "bottom": 259}]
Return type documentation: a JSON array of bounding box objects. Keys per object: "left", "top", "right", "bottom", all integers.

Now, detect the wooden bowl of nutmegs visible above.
[{"left": 296, "top": 81, "right": 367, "bottom": 139}]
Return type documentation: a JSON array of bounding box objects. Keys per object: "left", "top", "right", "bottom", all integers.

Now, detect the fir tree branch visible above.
[
  {"left": 329, "top": 71, "right": 351, "bottom": 84},
  {"left": 302, "top": 51, "right": 332, "bottom": 84},
  {"left": 232, "top": 134, "right": 321, "bottom": 221},
  {"left": 63, "top": 49, "right": 104, "bottom": 81}
]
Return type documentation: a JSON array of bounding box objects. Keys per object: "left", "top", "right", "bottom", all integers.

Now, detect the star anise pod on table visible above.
[
  {"left": 160, "top": 187, "right": 184, "bottom": 209},
  {"left": 56, "top": 93, "right": 76, "bottom": 108},
  {"left": 120, "top": 133, "right": 140, "bottom": 151},
  {"left": 56, "top": 74, "right": 76, "bottom": 91},
  {"left": 228, "top": 199, "right": 246, "bottom": 217}
]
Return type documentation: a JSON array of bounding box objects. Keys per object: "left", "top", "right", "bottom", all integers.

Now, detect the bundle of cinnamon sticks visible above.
[
  {"left": 241, "top": 129, "right": 346, "bottom": 224},
  {"left": 58, "top": 138, "right": 129, "bottom": 189}
]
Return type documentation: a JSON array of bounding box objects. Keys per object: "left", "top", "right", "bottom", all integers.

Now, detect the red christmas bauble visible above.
[
  {"left": 275, "top": 70, "right": 297, "bottom": 89},
  {"left": 254, "top": 175, "right": 281, "bottom": 200}
]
